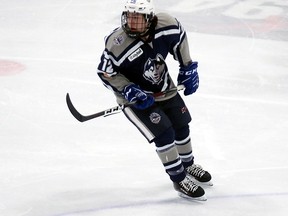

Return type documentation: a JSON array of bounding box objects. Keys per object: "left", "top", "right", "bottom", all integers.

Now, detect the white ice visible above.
[{"left": 1, "top": 0, "right": 288, "bottom": 216}]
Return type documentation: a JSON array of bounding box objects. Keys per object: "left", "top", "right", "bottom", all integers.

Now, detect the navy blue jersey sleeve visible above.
[{"left": 154, "top": 13, "right": 192, "bottom": 67}]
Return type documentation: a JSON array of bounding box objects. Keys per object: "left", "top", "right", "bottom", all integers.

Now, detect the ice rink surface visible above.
[{"left": 1, "top": 0, "right": 288, "bottom": 215}]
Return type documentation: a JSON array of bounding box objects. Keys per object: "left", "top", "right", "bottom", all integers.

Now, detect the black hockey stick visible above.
[{"left": 66, "top": 85, "right": 184, "bottom": 122}]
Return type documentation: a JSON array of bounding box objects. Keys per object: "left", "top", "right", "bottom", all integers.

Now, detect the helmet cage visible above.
[
  {"left": 121, "top": 11, "right": 154, "bottom": 38},
  {"left": 121, "top": 0, "right": 155, "bottom": 38}
]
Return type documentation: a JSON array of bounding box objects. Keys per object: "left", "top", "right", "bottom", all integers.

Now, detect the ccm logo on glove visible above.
[{"left": 177, "top": 61, "right": 199, "bottom": 96}]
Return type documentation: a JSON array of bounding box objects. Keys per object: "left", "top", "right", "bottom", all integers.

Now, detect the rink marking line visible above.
[
  {"left": 233, "top": 17, "right": 256, "bottom": 51},
  {"left": 54, "top": 192, "right": 288, "bottom": 216},
  {"left": 53, "top": 198, "right": 189, "bottom": 216}
]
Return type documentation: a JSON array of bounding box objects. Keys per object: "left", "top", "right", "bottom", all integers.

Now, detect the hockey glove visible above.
[
  {"left": 122, "top": 84, "right": 154, "bottom": 110},
  {"left": 177, "top": 62, "right": 199, "bottom": 96}
]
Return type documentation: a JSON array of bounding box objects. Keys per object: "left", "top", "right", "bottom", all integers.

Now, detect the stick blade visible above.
[{"left": 66, "top": 93, "right": 85, "bottom": 122}]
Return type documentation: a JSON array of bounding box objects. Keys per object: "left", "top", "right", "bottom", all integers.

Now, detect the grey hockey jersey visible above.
[{"left": 97, "top": 13, "right": 192, "bottom": 104}]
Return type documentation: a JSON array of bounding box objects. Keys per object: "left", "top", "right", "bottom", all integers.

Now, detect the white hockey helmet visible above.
[
  {"left": 124, "top": 0, "right": 155, "bottom": 15},
  {"left": 121, "top": 0, "right": 156, "bottom": 38}
]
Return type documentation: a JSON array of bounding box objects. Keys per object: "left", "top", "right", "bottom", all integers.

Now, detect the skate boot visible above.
[
  {"left": 173, "top": 175, "right": 207, "bottom": 201},
  {"left": 186, "top": 164, "right": 213, "bottom": 186}
]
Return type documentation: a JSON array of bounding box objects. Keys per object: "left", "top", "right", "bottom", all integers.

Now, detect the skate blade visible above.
[
  {"left": 198, "top": 181, "right": 213, "bottom": 187},
  {"left": 178, "top": 192, "right": 207, "bottom": 201},
  {"left": 186, "top": 175, "right": 213, "bottom": 187}
]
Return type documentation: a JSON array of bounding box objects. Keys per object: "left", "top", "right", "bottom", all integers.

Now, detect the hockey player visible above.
[{"left": 97, "top": 0, "right": 212, "bottom": 200}]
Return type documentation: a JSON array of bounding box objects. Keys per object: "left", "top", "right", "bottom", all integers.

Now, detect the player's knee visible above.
[
  {"left": 175, "top": 125, "right": 190, "bottom": 141},
  {"left": 154, "top": 127, "right": 175, "bottom": 147}
]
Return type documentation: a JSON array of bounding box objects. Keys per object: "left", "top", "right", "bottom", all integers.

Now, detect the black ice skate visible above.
[
  {"left": 173, "top": 176, "right": 207, "bottom": 201},
  {"left": 186, "top": 164, "right": 213, "bottom": 186}
]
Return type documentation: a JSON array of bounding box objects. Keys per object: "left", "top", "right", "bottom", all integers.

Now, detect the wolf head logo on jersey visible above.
[{"left": 143, "top": 54, "right": 167, "bottom": 85}]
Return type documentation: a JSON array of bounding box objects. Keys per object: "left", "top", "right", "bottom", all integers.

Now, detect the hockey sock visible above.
[
  {"left": 156, "top": 143, "right": 186, "bottom": 182},
  {"left": 154, "top": 127, "right": 186, "bottom": 182},
  {"left": 175, "top": 125, "right": 194, "bottom": 168}
]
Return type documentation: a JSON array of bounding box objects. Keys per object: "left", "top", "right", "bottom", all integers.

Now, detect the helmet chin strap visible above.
[{"left": 141, "top": 15, "right": 158, "bottom": 42}]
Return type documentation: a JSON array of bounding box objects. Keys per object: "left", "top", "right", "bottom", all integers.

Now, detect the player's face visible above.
[{"left": 126, "top": 12, "right": 147, "bottom": 33}]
